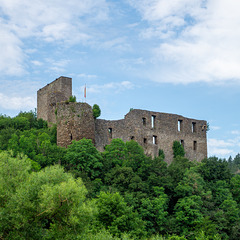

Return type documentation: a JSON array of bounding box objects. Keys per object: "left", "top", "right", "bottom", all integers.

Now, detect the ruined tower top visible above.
[{"left": 37, "top": 76, "right": 72, "bottom": 123}]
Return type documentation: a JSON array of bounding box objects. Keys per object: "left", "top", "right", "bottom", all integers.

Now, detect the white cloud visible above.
[
  {"left": 0, "top": 26, "right": 25, "bottom": 75},
  {"left": 77, "top": 74, "right": 97, "bottom": 79},
  {"left": 0, "top": 0, "right": 109, "bottom": 76},
  {"left": 208, "top": 137, "right": 240, "bottom": 157},
  {"left": 231, "top": 130, "right": 240, "bottom": 135},
  {"left": 208, "top": 138, "right": 234, "bottom": 148},
  {"left": 208, "top": 147, "right": 233, "bottom": 157},
  {"left": 0, "top": 92, "right": 36, "bottom": 110},
  {"left": 44, "top": 59, "right": 70, "bottom": 73},
  {"left": 85, "top": 81, "right": 134, "bottom": 94},
  {"left": 129, "top": 0, "right": 240, "bottom": 84},
  {"left": 31, "top": 60, "right": 42, "bottom": 66},
  {"left": 211, "top": 126, "right": 220, "bottom": 131}
]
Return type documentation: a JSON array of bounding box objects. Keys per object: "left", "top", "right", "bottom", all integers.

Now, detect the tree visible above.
[
  {"left": 0, "top": 154, "right": 94, "bottom": 239},
  {"left": 95, "top": 192, "right": 146, "bottom": 238},
  {"left": 174, "top": 195, "right": 204, "bottom": 236},
  {"left": 231, "top": 174, "right": 240, "bottom": 204},
  {"left": 172, "top": 141, "right": 185, "bottom": 158},
  {"left": 139, "top": 187, "right": 168, "bottom": 235},
  {"left": 92, "top": 104, "right": 101, "bottom": 119},
  {"left": 63, "top": 139, "right": 103, "bottom": 180},
  {"left": 198, "top": 157, "right": 232, "bottom": 187},
  {"left": 102, "top": 139, "right": 127, "bottom": 172}
]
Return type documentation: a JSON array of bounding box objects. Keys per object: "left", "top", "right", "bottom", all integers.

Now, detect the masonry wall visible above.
[
  {"left": 95, "top": 109, "right": 207, "bottom": 163},
  {"left": 56, "top": 102, "right": 95, "bottom": 147},
  {"left": 37, "top": 76, "right": 72, "bottom": 123},
  {"left": 37, "top": 77, "right": 207, "bottom": 164}
]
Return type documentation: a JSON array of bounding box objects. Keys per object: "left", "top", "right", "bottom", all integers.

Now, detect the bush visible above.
[
  {"left": 93, "top": 104, "right": 101, "bottom": 119},
  {"left": 172, "top": 141, "right": 185, "bottom": 158},
  {"left": 69, "top": 95, "right": 77, "bottom": 102}
]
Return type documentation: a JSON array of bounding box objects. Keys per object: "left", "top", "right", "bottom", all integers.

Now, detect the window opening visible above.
[
  {"left": 178, "top": 120, "right": 183, "bottom": 131},
  {"left": 153, "top": 135, "right": 157, "bottom": 144},
  {"left": 151, "top": 115, "right": 156, "bottom": 128},
  {"left": 192, "top": 122, "right": 196, "bottom": 133},
  {"left": 142, "top": 117, "right": 146, "bottom": 126},
  {"left": 180, "top": 139, "right": 184, "bottom": 147},
  {"left": 144, "top": 138, "right": 147, "bottom": 144},
  {"left": 193, "top": 141, "right": 197, "bottom": 151},
  {"left": 70, "top": 133, "right": 73, "bottom": 140},
  {"left": 131, "top": 136, "right": 135, "bottom": 140},
  {"left": 108, "top": 128, "right": 112, "bottom": 138}
]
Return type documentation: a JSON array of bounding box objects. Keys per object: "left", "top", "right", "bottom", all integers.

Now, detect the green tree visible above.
[
  {"left": 63, "top": 139, "right": 103, "bottom": 180},
  {"left": 198, "top": 157, "right": 232, "bottom": 188},
  {"left": 0, "top": 154, "right": 94, "bottom": 239},
  {"left": 102, "top": 139, "right": 127, "bottom": 172},
  {"left": 92, "top": 104, "right": 101, "bottom": 119},
  {"left": 174, "top": 195, "right": 204, "bottom": 237},
  {"left": 231, "top": 174, "right": 240, "bottom": 204},
  {"left": 214, "top": 199, "right": 240, "bottom": 239},
  {"left": 172, "top": 141, "right": 185, "bottom": 158},
  {"left": 139, "top": 187, "right": 168, "bottom": 235},
  {"left": 95, "top": 192, "right": 146, "bottom": 238}
]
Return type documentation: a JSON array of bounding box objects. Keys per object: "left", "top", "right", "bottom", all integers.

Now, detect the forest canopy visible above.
[{"left": 0, "top": 111, "right": 239, "bottom": 240}]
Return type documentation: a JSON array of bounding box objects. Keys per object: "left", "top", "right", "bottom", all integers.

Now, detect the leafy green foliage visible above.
[
  {"left": 139, "top": 187, "right": 168, "bottom": 235},
  {"left": 92, "top": 104, "right": 101, "bottom": 119},
  {"left": 172, "top": 141, "right": 185, "bottom": 158},
  {"left": 1, "top": 110, "right": 240, "bottom": 239},
  {"left": 63, "top": 139, "right": 103, "bottom": 180},
  {"left": 8, "top": 129, "right": 65, "bottom": 168},
  {"left": 68, "top": 95, "right": 77, "bottom": 102},
  {"left": 198, "top": 157, "right": 232, "bottom": 186},
  {"left": 95, "top": 192, "right": 146, "bottom": 238},
  {"left": 0, "top": 152, "right": 94, "bottom": 239}
]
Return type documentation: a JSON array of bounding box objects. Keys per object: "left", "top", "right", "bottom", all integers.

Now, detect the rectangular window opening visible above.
[
  {"left": 193, "top": 141, "right": 197, "bottom": 151},
  {"left": 151, "top": 115, "right": 156, "bottom": 128},
  {"left": 144, "top": 138, "right": 147, "bottom": 144},
  {"left": 108, "top": 128, "right": 112, "bottom": 138},
  {"left": 180, "top": 139, "right": 184, "bottom": 148},
  {"left": 153, "top": 135, "right": 157, "bottom": 145},
  {"left": 192, "top": 122, "right": 196, "bottom": 133},
  {"left": 142, "top": 117, "right": 146, "bottom": 126},
  {"left": 178, "top": 120, "right": 183, "bottom": 131}
]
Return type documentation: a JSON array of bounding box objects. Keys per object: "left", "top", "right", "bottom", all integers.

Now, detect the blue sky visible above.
[{"left": 1, "top": 0, "right": 240, "bottom": 159}]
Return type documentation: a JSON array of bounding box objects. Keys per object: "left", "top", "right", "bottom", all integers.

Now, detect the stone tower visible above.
[
  {"left": 56, "top": 102, "right": 95, "bottom": 147},
  {"left": 37, "top": 76, "right": 72, "bottom": 123}
]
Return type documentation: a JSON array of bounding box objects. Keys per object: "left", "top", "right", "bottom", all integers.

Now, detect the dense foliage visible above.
[
  {"left": 0, "top": 111, "right": 240, "bottom": 239},
  {"left": 92, "top": 104, "right": 101, "bottom": 119}
]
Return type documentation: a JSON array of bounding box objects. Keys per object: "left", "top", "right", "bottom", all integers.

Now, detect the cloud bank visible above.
[
  {"left": 0, "top": 0, "right": 108, "bottom": 75},
  {"left": 129, "top": 0, "right": 240, "bottom": 84}
]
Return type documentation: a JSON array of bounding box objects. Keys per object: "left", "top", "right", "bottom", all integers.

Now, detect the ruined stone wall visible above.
[
  {"left": 37, "top": 76, "right": 207, "bottom": 164},
  {"left": 95, "top": 109, "right": 207, "bottom": 163},
  {"left": 56, "top": 102, "right": 95, "bottom": 147},
  {"left": 37, "top": 76, "right": 72, "bottom": 123}
]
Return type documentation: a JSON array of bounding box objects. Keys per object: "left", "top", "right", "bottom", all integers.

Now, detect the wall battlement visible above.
[{"left": 37, "top": 77, "right": 207, "bottom": 163}]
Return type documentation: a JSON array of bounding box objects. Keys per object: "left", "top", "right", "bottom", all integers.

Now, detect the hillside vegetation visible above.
[{"left": 0, "top": 111, "right": 240, "bottom": 240}]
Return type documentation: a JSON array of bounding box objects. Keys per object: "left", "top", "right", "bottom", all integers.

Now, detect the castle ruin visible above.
[{"left": 37, "top": 76, "right": 208, "bottom": 164}]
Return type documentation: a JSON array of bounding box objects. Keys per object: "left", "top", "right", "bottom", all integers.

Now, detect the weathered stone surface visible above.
[
  {"left": 56, "top": 102, "right": 95, "bottom": 147},
  {"left": 95, "top": 109, "right": 207, "bottom": 163},
  {"left": 37, "top": 77, "right": 207, "bottom": 163},
  {"left": 37, "top": 76, "right": 72, "bottom": 123}
]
